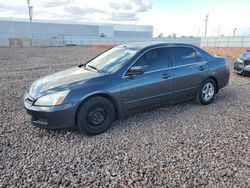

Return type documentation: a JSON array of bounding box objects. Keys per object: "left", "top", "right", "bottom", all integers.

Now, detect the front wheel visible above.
[
  {"left": 77, "top": 96, "right": 115, "bottom": 135},
  {"left": 196, "top": 79, "right": 216, "bottom": 105}
]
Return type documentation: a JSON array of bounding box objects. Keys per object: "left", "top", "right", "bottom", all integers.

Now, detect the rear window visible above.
[{"left": 172, "top": 47, "right": 204, "bottom": 66}]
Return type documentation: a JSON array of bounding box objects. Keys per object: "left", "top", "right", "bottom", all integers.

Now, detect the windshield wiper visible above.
[{"left": 87, "top": 64, "right": 98, "bottom": 71}]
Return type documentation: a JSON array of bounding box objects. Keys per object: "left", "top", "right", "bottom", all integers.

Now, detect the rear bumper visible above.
[{"left": 24, "top": 100, "right": 78, "bottom": 130}]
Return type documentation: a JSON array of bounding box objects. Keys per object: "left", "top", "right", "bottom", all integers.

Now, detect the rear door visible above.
[
  {"left": 171, "top": 46, "right": 208, "bottom": 99},
  {"left": 121, "top": 47, "right": 174, "bottom": 111}
]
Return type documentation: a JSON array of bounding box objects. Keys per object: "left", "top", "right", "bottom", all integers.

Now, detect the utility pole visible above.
[
  {"left": 27, "top": 0, "right": 33, "bottom": 45},
  {"left": 204, "top": 14, "right": 209, "bottom": 37},
  {"left": 10, "top": 17, "right": 13, "bottom": 37},
  {"left": 198, "top": 27, "right": 200, "bottom": 37},
  {"left": 233, "top": 28, "right": 237, "bottom": 37},
  {"left": 217, "top": 25, "right": 221, "bottom": 36}
]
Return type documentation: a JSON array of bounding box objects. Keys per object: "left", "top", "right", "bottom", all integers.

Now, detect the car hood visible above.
[
  {"left": 239, "top": 52, "right": 250, "bottom": 61},
  {"left": 28, "top": 66, "right": 100, "bottom": 98}
]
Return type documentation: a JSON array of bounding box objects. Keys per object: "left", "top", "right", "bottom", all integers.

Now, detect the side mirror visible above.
[{"left": 126, "top": 66, "right": 145, "bottom": 76}]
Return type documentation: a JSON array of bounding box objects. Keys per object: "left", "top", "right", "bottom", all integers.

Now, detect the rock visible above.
[{"left": 0, "top": 47, "right": 249, "bottom": 187}]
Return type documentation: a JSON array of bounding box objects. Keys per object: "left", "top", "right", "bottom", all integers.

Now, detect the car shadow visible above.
[
  {"left": 30, "top": 87, "right": 238, "bottom": 139},
  {"left": 32, "top": 101, "right": 195, "bottom": 139}
]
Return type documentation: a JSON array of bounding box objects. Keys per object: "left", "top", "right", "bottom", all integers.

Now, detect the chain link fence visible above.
[
  {"left": 200, "top": 36, "right": 250, "bottom": 48},
  {"left": 0, "top": 36, "right": 201, "bottom": 47},
  {"left": 1, "top": 35, "right": 250, "bottom": 48}
]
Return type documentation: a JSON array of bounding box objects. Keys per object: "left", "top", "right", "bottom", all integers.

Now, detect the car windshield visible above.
[{"left": 85, "top": 47, "right": 138, "bottom": 74}]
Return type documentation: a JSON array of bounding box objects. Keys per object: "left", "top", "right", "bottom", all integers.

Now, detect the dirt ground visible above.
[
  {"left": 204, "top": 47, "right": 248, "bottom": 58},
  {"left": 0, "top": 46, "right": 249, "bottom": 187}
]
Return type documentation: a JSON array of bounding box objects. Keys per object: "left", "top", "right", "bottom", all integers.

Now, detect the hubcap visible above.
[
  {"left": 202, "top": 83, "right": 215, "bottom": 102},
  {"left": 87, "top": 106, "right": 106, "bottom": 126}
]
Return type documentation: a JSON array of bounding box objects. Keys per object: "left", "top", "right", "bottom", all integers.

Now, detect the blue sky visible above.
[
  {"left": 154, "top": 0, "right": 250, "bottom": 11},
  {"left": 147, "top": 0, "right": 250, "bottom": 36},
  {"left": 0, "top": 0, "right": 249, "bottom": 36}
]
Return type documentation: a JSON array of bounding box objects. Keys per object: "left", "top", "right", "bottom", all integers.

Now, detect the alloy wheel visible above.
[{"left": 202, "top": 83, "right": 215, "bottom": 102}]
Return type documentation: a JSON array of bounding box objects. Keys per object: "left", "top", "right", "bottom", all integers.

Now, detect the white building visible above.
[{"left": 0, "top": 18, "right": 153, "bottom": 39}]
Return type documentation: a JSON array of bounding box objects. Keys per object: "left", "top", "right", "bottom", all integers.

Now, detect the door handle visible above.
[
  {"left": 199, "top": 66, "right": 206, "bottom": 71},
  {"left": 162, "top": 74, "right": 171, "bottom": 79}
]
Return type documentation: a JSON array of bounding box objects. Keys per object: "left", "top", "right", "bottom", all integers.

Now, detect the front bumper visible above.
[
  {"left": 24, "top": 96, "right": 79, "bottom": 130},
  {"left": 234, "top": 61, "right": 250, "bottom": 75}
]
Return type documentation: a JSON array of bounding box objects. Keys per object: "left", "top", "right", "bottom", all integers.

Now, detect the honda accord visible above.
[{"left": 24, "top": 43, "right": 230, "bottom": 135}]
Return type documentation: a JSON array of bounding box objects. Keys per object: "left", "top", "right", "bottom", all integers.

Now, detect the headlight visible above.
[
  {"left": 236, "top": 57, "right": 244, "bottom": 63},
  {"left": 34, "top": 90, "right": 70, "bottom": 106}
]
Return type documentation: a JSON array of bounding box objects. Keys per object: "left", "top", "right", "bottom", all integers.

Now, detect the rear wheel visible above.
[
  {"left": 196, "top": 78, "right": 216, "bottom": 105},
  {"left": 77, "top": 96, "right": 115, "bottom": 135}
]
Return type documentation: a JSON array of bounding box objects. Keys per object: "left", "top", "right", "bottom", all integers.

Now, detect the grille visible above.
[{"left": 245, "top": 60, "right": 250, "bottom": 66}]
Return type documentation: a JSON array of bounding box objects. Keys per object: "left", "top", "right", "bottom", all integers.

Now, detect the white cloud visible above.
[
  {"left": 0, "top": 0, "right": 249, "bottom": 36},
  {"left": 33, "top": 0, "right": 152, "bottom": 22}
]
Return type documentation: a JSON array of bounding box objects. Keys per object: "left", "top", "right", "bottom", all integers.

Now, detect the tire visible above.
[
  {"left": 77, "top": 96, "right": 115, "bottom": 135},
  {"left": 195, "top": 78, "right": 216, "bottom": 105}
]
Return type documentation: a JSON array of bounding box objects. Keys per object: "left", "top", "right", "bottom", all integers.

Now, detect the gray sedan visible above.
[{"left": 24, "top": 43, "right": 230, "bottom": 135}]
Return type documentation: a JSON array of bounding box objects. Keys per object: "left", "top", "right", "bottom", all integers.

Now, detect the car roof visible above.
[
  {"left": 116, "top": 41, "right": 216, "bottom": 61},
  {"left": 117, "top": 42, "right": 198, "bottom": 50}
]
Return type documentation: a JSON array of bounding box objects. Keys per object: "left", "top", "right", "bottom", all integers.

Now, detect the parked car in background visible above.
[
  {"left": 24, "top": 43, "right": 230, "bottom": 135},
  {"left": 234, "top": 49, "right": 250, "bottom": 75}
]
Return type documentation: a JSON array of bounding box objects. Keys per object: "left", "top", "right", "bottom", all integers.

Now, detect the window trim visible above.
[
  {"left": 122, "top": 45, "right": 206, "bottom": 78},
  {"left": 170, "top": 61, "right": 207, "bottom": 69}
]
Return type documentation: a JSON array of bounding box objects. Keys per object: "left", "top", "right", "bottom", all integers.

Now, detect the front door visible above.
[{"left": 121, "top": 47, "right": 174, "bottom": 112}]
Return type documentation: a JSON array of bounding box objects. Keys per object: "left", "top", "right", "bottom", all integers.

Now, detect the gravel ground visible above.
[{"left": 0, "top": 47, "right": 249, "bottom": 187}]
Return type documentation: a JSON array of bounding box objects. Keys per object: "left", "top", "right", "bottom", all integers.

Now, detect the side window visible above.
[
  {"left": 131, "top": 48, "right": 170, "bottom": 72},
  {"left": 172, "top": 47, "right": 204, "bottom": 66}
]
